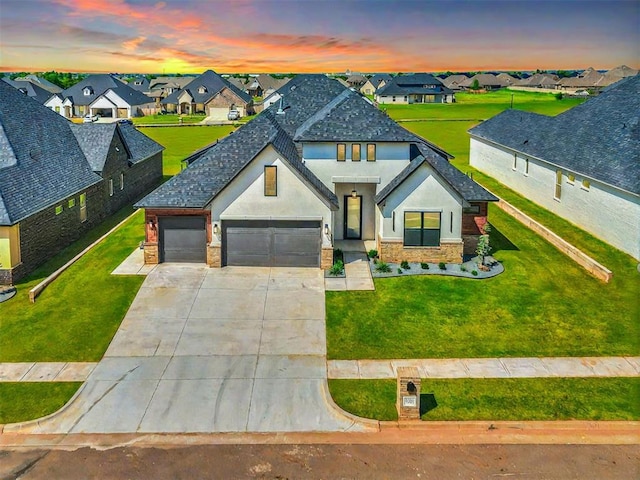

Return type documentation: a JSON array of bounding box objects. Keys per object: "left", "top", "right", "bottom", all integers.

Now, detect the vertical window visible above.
[
  {"left": 450, "top": 211, "right": 453, "bottom": 233},
  {"left": 68, "top": 198, "right": 75, "bottom": 208},
  {"left": 555, "top": 170, "right": 562, "bottom": 200},
  {"left": 264, "top": 166, "right": 277, "bottom": 196},
  {"left": 337, "top": 143, "right": 346, "bottom": 162},
  {"left": 512, "top": 154, "right": 517, "bottom": 170},
  {"left": 392, "top": 211, "right": 395, "bottom": 232},
  {"left": 404, "top": 212, "right": 441, "bottom": 247},
  {"left": 582, "top": 178, "right": 590, "bottom": 190},
  {"left": 55, "top": 205, "right": 63, "bottom": 215},
  {"left": 109, "top": 179, "right": 114, "bottom": 197},
  {"left": 568, "top": 173, "right": 575, "bottom": 184},
  {"left": 367, "top": 144, "right": 376, "bottom": 162},
  {"left": 120, "top": 172, "right": 124, "bottom": 190},
  {"left": 525, "top": 158, "right": 529, "bottom": 175},
  {"left": 351, "top": 144, "right": 361, "bottom": 162},
  {"left": 79, "top": 193, "right": 87, "bottom": 222}
]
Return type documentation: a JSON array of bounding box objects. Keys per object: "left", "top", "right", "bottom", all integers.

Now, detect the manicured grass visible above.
[
  {"left": 381, "top": 89, "right": 585, "bottom": 121},
  {"left": 329, "top": 378, "right": 640, "bottom": 421},
  {"left": 0, "top": 383, "right": 82, "bottom": 424},
  {"left": 132, "top": 114, "right": 206, "bottom": 125},
  {"left": 0, "top": 209, "right": 145, "bottom": 362},
  {"left": 327, "top": 205, "right": 640, "bottom": 359},
  {"left": 139, "top": 125, "right": 236, "bottom": 175}
]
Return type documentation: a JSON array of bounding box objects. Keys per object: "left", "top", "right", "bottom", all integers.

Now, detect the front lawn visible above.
[
  {"left": 326, "top": 204, "right": 640, "bottom": 360},
  {"left": 0, "top": 383, "right": 82, "bottom": 424},
  {"left": 139, "top": 125, "right": 236, "bottom": 175},
  {"left": 132, "top": 114, "right": 206, "bottom": 125},
  {"left": 329, "top": 378, "right": 640, "bottom": 421},
  {"left": 0, "top": 209, "right": 145, "bottom": 362}
]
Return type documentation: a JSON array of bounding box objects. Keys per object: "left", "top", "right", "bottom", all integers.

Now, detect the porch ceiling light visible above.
[{"left": 351, "top": 188, "right": 357, "bottom": 198}]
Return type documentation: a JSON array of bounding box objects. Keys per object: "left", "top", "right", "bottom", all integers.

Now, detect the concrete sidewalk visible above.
[
  {"left": 328, "top": 357, "right": 640, "bottom": 379},
  {"left": 0, "top": 363, "right": 97, "bottom": 382}
]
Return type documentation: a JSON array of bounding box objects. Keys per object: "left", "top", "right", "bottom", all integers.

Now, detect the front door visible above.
[{"left": 344, "top": 195, "right": 362, "bottom": 240}]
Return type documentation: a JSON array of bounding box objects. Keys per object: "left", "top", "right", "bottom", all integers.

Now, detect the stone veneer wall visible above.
[
  {"left": 207, "top": 244, "right": 221, "bottom": 268},
  {"left": 379, "top": 239, "right": 463, "bottom": 264},
  {"left": 321, "top": 246, "right": 333, "bottom": 270}
]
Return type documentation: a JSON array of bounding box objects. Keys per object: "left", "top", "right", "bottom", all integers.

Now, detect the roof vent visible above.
[
  {"left": 276, "top": 96, "right": 286, "bottom": 115},
  {"left": 29, "top": 147, "right": 42, "bottom": 161}
]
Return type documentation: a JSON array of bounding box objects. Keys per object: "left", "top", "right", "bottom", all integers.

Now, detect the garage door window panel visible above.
[{"left": 264, "top": 166, "right": 277, "bottom": 196}]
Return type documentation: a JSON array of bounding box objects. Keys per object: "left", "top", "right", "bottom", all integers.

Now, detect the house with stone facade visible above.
[
  {"left": 161, "top": 70, "right": 253, "bottom": 120},
  {"left": 469, "top": 75, "right": 640, "bottom": 260},
  {"left": 136, "top": 75, "right": 495, "bottom": 269},
  {"left": 0, "top": 81, "right": 163, "bottom": 284}
]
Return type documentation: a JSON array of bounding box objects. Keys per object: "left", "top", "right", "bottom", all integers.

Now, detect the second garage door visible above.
[{"left": 223, "top": 220, "right": 321, "bottom": 267}]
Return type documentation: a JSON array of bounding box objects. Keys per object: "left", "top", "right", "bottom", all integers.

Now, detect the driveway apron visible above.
[{"left": 27, "top": 265, "right": 368, "bottom": 433}]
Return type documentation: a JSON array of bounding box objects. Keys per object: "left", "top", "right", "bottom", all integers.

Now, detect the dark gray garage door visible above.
[
  {"left": 223, "top": 220, "right": 321, "bottom": 267},
  {"left": 159, "top": 216, "right": 207, "bottom": 263}
]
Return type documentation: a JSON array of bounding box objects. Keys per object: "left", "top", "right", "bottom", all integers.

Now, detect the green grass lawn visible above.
[
  {"left": 0, "top": 209, "right": 145, "bottom": 362},
  {"left": 329, "top": 378, "right": 640, "bottom": 421},
  {"left": 132, "top": 114, "right": 206, "bottom": 125},
  {"left": 139, "top": 125, "right": 236, "bottom": 175},
  {"left": 0, "top": 383, "right": 82, "bottom": 424}
]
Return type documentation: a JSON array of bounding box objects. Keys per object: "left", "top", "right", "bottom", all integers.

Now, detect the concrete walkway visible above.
[
  {"left": 325, "top": 239, "right": 376, "bottom": 291},
  {"left": 0, "top": 363, "right": 97, "bottom": 382},
  {"left": 328, "top": 357, "right": 640, "bottom": 379},
  {"left": 6, "top": 265, "right": 370, "bottom": 434}
]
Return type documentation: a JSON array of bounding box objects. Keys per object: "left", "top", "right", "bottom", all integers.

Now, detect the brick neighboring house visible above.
[
  {"left": 161, "top": 70, "right": 253, "bottom": 120},
  {"left": 0, "top": 82, "right": 164, "bottom": 285},
  {"left": 136, "top": 75, "right": 496, "bottom": 269}
]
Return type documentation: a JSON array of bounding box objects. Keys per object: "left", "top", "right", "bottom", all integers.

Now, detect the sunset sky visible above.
[{"left": 1, "top": 0, "right": 638, "bottom": 74}]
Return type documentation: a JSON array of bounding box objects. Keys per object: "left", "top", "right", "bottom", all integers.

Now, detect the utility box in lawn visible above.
[{"left": 396, "top": 367, "right": 421, "bottom": 420}]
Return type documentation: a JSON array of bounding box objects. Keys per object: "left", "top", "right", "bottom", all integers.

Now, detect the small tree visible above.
[
  {"left": 470, "top": 79, "right": 480, "bottom": 90},
  {"left": 476, "top": 224, "right": 492, "bottom": 266}
]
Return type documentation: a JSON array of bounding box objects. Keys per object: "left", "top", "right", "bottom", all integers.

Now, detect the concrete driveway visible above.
[{"left": 24, "top": 265, "right": 369, "bottom": 433}]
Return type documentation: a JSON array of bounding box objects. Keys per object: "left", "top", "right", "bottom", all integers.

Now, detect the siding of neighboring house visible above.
[{"left": 470, "top": 137, "right": 640, "bottom": 260}]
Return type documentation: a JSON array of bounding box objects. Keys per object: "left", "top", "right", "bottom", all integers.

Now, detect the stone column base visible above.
[
  {"left": 143, "top": 242, "right": 159, "bottom": 264},
  {"left": 321, "top": 246, "right": 333, "bottom": 270},
  {"left": 207, "top": 244, "right": 221, "bottom": 268}
]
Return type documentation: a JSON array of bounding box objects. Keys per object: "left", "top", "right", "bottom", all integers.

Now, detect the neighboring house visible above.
[
  {"left": 461, "top": 73, "right": 506, "bottom": 90},
  {"left": 147, "top": 76, "right": 194, "bottom": 106},
  {"left": 469, "top": 75, "right": 640, "bottom": 260},
  {"left": 598, "top": 65, "right": 638, "bottom": 87},
  {"left": 441, "top": 74, "right": 469, "bottom": 91},
  {"left": 261, "top": 74, "right": 310, "bottom": 109},
  {"left": 136, "top": 75, "right": 496, "bottom": 270},
  {"left": 514, "top": 73, "right": 559, "bottom": 88},
  {"left": 45, "top": 74, "right": 156, "bottom": 119},
  {"left": 226, "top": 76, "right": 248, "bottom": 93},
  {"left": 360, "top": 74, "right": 393, "bottom": 95},
  {"left": 376, "top": 73, "right": 455, "bottom": 104},
  {"left": 2, "top": 77, "right": 52, "bottom": 103},
  {"left": 557, "top": 67, "right": 604, "bottom": 91},
  {"left": 246, "top": 74, "right": 290, "bottom": 97},
  {"left": 12, "top": 74, "right": 62, "bottom": 93},
  {"left": 127, "top": 76, "right": 150, "bottom": 92},
  {"left": 346, "top": 73, "right": 368, "bottom": 88},
  {"left": 496, "top": 73, "right": 518, "bottom": 86},
  {"left": 161, "top": 70, "right": 253, "bottom": 120},
  {"left": 0, "top": 81, "right": 164, "bottom": 284}
]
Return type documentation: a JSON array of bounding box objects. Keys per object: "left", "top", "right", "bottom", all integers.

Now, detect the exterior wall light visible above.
[
  {"left": 213, "top": 223, "right": 219, "bottom": 235},
  {"left": 324, "top": 224, "right": 329, "bottom": 235}
]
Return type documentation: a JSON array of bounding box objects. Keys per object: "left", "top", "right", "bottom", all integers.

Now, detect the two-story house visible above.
[{"left": 136, "top": 75, "right": 496, "bottom": 269}]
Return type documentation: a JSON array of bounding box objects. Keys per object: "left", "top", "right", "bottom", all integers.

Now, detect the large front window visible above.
[{"left": 404, "top": 212, "right": 440, "bottom": 246}]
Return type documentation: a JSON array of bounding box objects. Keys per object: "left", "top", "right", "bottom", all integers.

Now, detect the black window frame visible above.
[
  {"left": 367, "top": 143, "right": 376, "bottom": 162},
  {"left": 337, "top": 143, "right": 346, "bottom": 161},
  {"left": 351, "top": 144, "right": 361, "bottom": 162},
  {"left": 403, "top": 211, "right": 441, "bottom": 247}
]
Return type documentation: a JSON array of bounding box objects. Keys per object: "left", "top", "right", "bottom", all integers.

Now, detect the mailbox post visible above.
[{"left": 396, "top": 366, "right": 421, "bottom": 420}]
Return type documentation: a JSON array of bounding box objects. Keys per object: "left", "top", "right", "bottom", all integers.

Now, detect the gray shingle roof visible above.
[
  {"left": 2, "top": 78, "right": 52, "bottom": 104},
  {"left": 161, "top": 70, "right": 251, "bottom": 105},
  {"left": 469, "top": 74, "right": 640, "bottom": 195},
  {"left": 135, "top": 110, "right": 338, "bottom": 210},
  {"left": 377, "top": 73, "right": 452, "bottom": 96},
  {"left": 60, "top": 74, "right": 153, "bottom": 107},
  {"left": 0, "top": 81, "right": 101, "bottom": 225},
  {"left": 70, "top": 122, "right": 164, "bottom": 172},
  {"left": 375, "top": 144, "right": 498, "bottom": 204}
]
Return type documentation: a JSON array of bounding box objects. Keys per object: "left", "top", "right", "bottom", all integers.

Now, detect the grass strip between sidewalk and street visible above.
[{"left": 329, "top": 377, "right": 640, "bottom": 422}]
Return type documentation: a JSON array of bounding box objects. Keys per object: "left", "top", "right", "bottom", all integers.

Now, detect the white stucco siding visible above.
[
  {"left": 303, "top": 142, "right": 410, "bottom": 190},
  {"left": 333, "top": 183, "right": 377, "bottom": 240},
  {"left": 470, "top": 137, "right": 640, "bottom": 260},
  {"left": 45, "top": 96, "right": 65, "bottom": 116},
  {"left": 379, "top": 164, "right": 463, "bottom": 242},
  {"left": 209, "top": 145, "right": 332, "bottom": 226}
]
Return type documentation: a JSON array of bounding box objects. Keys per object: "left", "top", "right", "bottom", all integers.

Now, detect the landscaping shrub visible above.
[
  {"left": 329, "top": 260, "right": 344, "bottom": 276},
  {"left": 375, "top": 261, "right": 392, "bottom": 273},
  {"left": 472, "top": 270, "right": 478, "bottom": 276},
  {"left": 367, "top": 249, "right": 378, "bottom": 259},
  {"left": 460, "top": 265, "right": 467, "bottom": 272},
  {"left": 397, "top": 268, "right": 403, "bottom": 274},
  {"left": 438, "top": 262, "right": 447, "bottom": 270},
  {"left": 333, "top": 248, "right": 344, "bottom": 263},
  {"left": 400, "top": 260, "right": 410, "bottom": 270},
  {"left": 420, "top": 262, "right": 429, "bottom": 270}
]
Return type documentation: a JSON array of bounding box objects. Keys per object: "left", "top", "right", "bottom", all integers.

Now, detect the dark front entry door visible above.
[{"left": 344, "top": 195, "right": 362, "bottom": 240}]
